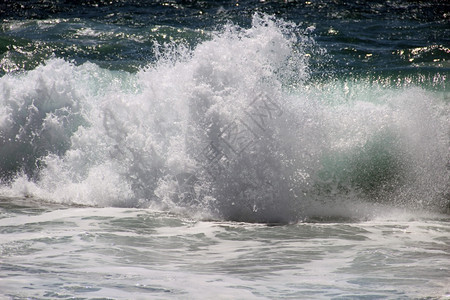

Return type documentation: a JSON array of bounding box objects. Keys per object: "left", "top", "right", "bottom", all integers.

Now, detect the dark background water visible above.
[{"left": 1, "top": 0, "right": 449, "bottom": 79}]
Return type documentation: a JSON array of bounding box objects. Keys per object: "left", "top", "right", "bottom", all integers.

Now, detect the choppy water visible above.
[
  {"left": 1, "top": 197, "right": 449, "bottom": 299},
  {"left": 1, "top": 1, "right": 449, "bottom": 299}
]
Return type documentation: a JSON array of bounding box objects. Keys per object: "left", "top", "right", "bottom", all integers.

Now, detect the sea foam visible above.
[{"left": 0, "top": 14, "right": 448, "bottom": 222}]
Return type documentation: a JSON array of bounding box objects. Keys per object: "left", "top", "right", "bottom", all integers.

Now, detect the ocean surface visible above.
[{"left": 0, "top": 1, "right": 449, "bottom": 299}]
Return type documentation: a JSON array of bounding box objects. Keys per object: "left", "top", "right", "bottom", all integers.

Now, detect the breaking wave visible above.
[{"left": 1, "top": 14, "right": 448, "bottom": 222}]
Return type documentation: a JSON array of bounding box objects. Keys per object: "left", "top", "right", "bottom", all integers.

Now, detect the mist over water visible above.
[{"left": 0, "top": 14, "right": 448, "bottom": 223}]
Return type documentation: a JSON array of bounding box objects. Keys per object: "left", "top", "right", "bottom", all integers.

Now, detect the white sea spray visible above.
[{"left": 0, "top": 14, "right": 448, "bottom": 222}]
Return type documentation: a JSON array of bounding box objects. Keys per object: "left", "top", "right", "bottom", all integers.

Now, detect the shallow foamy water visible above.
[{"left": 1, "top": 197, "right": 449, "bottom": 299}]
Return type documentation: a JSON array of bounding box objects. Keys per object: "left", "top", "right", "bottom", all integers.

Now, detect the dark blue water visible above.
[{"left": 1, "top": 0, "right": 449, "bottom": 76}]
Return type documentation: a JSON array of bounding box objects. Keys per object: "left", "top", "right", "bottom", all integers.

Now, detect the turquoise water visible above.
[{"left": 0, "top": 1, "right": 449, "bottom": 299}]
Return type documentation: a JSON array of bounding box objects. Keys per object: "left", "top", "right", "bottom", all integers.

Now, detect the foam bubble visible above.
[{"left": 0, "top": 14, "right": 448, "bottom": 222}]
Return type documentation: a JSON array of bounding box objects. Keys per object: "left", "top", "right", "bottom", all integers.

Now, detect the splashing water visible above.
[{"left": 0, "top": 14, "right": 448, "bottom": 223}]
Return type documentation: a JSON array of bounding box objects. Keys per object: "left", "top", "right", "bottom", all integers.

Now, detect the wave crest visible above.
[{"left": 0, "top": 14, "right": 448, "bottom": 222}]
